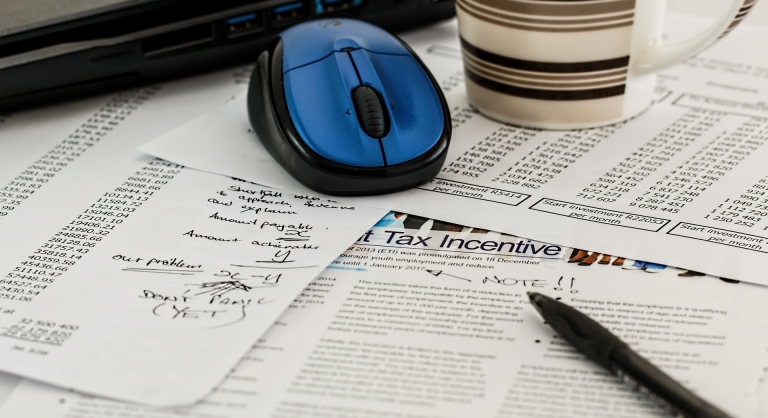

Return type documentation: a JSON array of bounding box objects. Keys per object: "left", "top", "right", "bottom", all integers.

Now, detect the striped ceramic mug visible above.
[{"left": 457, "top": 0, "right": 757, "bottom": 129}]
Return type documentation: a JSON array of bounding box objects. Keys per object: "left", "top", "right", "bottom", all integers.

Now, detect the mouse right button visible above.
[
  {"left": 363, "top": 52, "right": 444, "bottom": 166},
  {"left": 283, "top": 54, "right": 385, "bottom": 167}
]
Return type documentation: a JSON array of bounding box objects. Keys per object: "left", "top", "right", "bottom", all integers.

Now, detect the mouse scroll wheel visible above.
[{"left": 353, "top": 86, "right": 389, "bottom": 139}]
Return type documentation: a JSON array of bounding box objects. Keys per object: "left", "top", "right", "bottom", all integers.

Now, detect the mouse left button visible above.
[{"left": 283, "top": 54, "right": 385, "bottom": 167}]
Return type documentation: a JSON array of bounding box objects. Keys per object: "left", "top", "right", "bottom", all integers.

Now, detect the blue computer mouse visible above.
[{"left": 247, "top": 18, "right": 451, "bottom": 196}]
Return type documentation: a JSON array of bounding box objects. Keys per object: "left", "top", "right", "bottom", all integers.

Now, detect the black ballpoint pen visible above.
[{"left": 527, "top": 292, "right": 733, "bottom": 418}]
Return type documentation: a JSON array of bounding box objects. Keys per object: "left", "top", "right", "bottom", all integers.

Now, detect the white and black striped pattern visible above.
[
  {"left": 720, "top": 0, "right": 759, "bottom": 39},
  {"left": 456, "top": 0, "right": 636, "bottom": 32},
  {"left": 461, "top": 38, "right": 629, "bottom": 101}
]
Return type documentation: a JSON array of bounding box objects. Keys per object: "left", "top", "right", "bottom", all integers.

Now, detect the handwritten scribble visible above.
[
  {"left": 254, "top": 250, "right": 294, "bottom": 264},
  {"left": 207, "top": 198, "right": 232, "bottom": 206},
  {"left": 425, "top": 270, "right": 471, "bottom": 282},
  {"left": 554, "top": 276, "right": 578, "bottom": 294},
  {"left": 187, "top": 280, "right": 254, "bottom": 297},
  {"left": 422, "top": 270, "right": 572, "bottom": 290}
]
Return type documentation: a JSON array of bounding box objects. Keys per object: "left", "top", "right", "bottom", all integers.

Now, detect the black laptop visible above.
[{"left": 0, "top": 0, "right": 455, "bottom": 110}]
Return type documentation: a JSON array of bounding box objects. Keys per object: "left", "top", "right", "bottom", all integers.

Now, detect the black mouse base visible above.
[{"left": 247, "top": 40, "right": 451, "bottom": 197}]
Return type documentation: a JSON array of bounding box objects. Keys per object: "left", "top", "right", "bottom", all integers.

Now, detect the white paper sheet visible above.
[
  {"left": 140, "top": 16, "right": 768, "bottom": 285},
  {"left": 0, "top": 65, "right": 386, "bottom": 406},
  {"left": 3, "top": 213, "right": 766, "bottom": 418},
  {"left": 0, "top": 65, "right": 252, "bottom": 269},
  {"left": 0, "top": 162, "right": 385, "bottom": 407}
]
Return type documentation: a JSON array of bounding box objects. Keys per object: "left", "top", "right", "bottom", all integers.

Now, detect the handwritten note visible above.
[
  {"left": 2, "top": 212, "right": 767, "bottom": 418},
  {"left": 0, "top": 165, "right": 386, "bottom": 407}
]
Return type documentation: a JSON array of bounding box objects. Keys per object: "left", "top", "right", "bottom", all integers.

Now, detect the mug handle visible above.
[{"left": 633, "top": 0, "right": 756, "bottom": 75}]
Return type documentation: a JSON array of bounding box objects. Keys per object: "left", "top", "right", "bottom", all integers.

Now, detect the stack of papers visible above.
[
  {"left": 0, "top": 10, "right": 767, "bottom": 418},
  {"left": 1, "top": 217, "right": 767, "bottom": 417},
  {"left": 143, "top": 16, "right": 768, "bottom": 285}
]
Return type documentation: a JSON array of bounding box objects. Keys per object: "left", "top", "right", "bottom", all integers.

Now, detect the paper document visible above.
[
  {"left": 0, "top": 65, "right": 251, "bottom": 269},
  {"left": 141, "top": 16, "right": 768, "bottom": 284},
  {"left": 3, "top": 213, "right": 766, "bottom": 418},
  {"left": 0, "top": 162, "right": 385, "bottom": 406},
  {"left": 0, "top": 66, "right": 386, "bottom": 406}
]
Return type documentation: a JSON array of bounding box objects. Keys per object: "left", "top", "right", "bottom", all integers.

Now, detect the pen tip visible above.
[{"left": 527, "top": 292, "right": 548, "bottom": 315}]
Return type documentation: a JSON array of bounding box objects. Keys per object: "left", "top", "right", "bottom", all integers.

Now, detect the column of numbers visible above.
[
  {"left": 637, "top": 118, "right": 768, "bottom": 214},
  {"left": 442, "top": 125, "right": 534, "bottom": 180},
  {"left": 580, "top": 109, "right": 722, "bottom": 204},
  {"left": 0, "top": 87, "right": 159, "bottom": 219},
  {"left": 441, "top": 71, "right": 465, "bottom": 92},
  {"left": 0, "top": 160, "right": 182, "bottom": 304},
  {"left": 500, "top": 125, "right": 618, "bottom": 190},
  {"left": 701, "top": 121, "right": 768, "bottom": 228},
  {"left": 706, "top": 179, "right": 768, "bottom": 229},
  {"left": 450, "top": 105, "right": 477, "bottom": 130}
]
